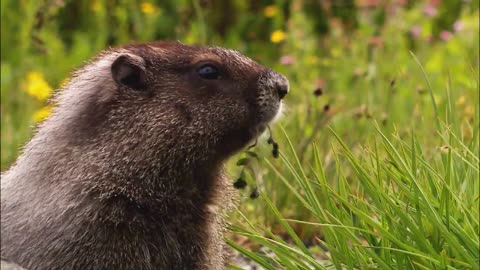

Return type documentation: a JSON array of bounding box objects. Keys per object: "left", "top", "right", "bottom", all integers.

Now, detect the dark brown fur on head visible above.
[{"left": 1, "top": 41, "right": 288, "bottom": 270}]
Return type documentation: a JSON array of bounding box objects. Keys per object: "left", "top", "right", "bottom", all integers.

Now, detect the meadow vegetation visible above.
[{"left": 1, "top": 0, "right": 478, "bottom": 269}]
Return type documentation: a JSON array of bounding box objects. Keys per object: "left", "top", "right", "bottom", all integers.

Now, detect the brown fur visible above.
[{"left": 1, "top": 41, "right": 288, "bottom": 270}]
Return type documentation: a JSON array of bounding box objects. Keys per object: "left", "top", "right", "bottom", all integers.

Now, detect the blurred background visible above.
[
  {"left": 1, "top": 0, "right": 478, "bottom": 170},
  {"left": 1, "top": 0, "right": 479, "bottom": 269}
]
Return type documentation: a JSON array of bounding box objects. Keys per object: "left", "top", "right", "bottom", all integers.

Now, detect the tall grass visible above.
[
  {"left": 229, "top": 127, "right": 478, "bottom": 268},
  {"left": 228, "top": 73, "right": 479, "bottom": 268}
]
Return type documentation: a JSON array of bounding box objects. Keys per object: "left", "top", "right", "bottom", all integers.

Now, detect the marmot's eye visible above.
[{"left": 197, "top": 64, "right": 221, "bottom": 80}]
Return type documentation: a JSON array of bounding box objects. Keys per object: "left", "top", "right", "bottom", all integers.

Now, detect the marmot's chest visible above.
[{"left": 2, "top": 194, "right": 217, "bottom": 270}]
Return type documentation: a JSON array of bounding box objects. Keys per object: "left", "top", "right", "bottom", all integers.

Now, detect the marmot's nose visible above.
[
  {"left": 275, "top": 74, "right": 289, "bottom": 100},
  {"left": 276, "top": 83, "right": 289, "bottom": 100},
  {"left": 258, "top": 70, "right": 289, "bottom": 100}
]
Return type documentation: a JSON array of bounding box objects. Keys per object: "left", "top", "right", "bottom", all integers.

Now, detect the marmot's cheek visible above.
[{"left": 173, "top": 103, "right": 194, "bottom": 123}]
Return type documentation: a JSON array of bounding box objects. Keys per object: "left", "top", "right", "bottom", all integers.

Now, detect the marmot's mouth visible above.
[
  {"left": 247, "top": 101, "right": 283, "bottom": 141},
  {"left": 254, "top": 101, "right": 283, "bottom": 127},
  {"left": 216, "top": 102, "right": 282, "bottom": 158}
]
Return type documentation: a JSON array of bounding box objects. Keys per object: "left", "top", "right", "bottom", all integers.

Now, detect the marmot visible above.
[{"left": 1, "top": 41, "right": 289, "bottom": 270}]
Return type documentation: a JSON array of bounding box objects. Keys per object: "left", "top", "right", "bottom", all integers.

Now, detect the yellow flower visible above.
[
  {"left": 91, "top": 0, "right": 102, "bottom": 12},
  {"left": 465, "top": 105, "right": 474, "bottom": 118},
  {"left": 456, "top": 96, "right": 466, "bottom": 106},
  {"left": 462, "top": 121, "right": 472, "bottom": 140},
  {"left": 439, "top": 145, "right": 450, "bottom": 154},
  {"left": 33, "top": 106, "right": 52, "bottom": 123},
  {"left": 141, "top": 2, "right": 156, "bottom": 14},
  {"left": 307, "top": 56, "right": 319, "bottom": 65},
  {"left": 264, "top": 5, "right": 277, "bottom": 17},
  {"left": 270, "top": 30, "right": 286, "bottom": 43},
  {"left": 330, "top": 47, "right": 342, "bottom": 58},
  {"left": 25, "top": 71, "right": 52, "bottom": 101},
  {"left": 320, "top": 58, "right": 332, "bottom": 66}
]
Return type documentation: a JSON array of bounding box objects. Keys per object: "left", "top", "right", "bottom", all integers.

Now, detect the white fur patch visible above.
[{"left": 272, "top": 102, "right": 286, "bottom": 123}]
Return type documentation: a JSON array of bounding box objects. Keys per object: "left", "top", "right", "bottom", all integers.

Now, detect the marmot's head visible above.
[{"left": 52, "top": 41, "right": 288, "bottom": 170}]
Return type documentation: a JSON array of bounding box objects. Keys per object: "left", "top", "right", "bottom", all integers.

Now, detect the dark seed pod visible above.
[
  {"left": 250, "top": 187, "right": 259, "bottom": 199},
  {"left": 313, "top": 87, "right": 323, "bottom": 97},
  {"left": 267, "top": 137, "right": 274, "bottom": 144},
  {"left": 416, "top": 85, "right": 426, "bottom": 94},
  {"left": 381, "top": 114, "right": 388, "bottom": 126},
  {"left": 323, "top": 104, "right": 330, "bottom": 112},
  {"left": 233, "top": 178, "right": 247, "bottom": 189},
  {"left": 390, "top": 78, "right": 396, "bottom": 87},
  {"left": 272, "top": 147, "right": 279, "bottom": 158}
]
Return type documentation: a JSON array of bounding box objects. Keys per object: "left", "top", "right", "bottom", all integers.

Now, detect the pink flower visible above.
[
  {"left": 423, "top": 4, "right": 437, "bottom": 17},
  {"left": 439, "top": 31, "right": 453, "bottom": 41},
  {"left": 358, "top": 0, "right": 381, "bottom": 8},
  {"left": 368, "top": 36, "right": 384, "bottom": 48},
  {"left": 409, "top": 25, "right": 421, "bottom": 38},
  {"left": 280, "top": 55, "right": 295, "bottom": 66},
  {"left": 453, "top": 21, "right": 463, "bottom": 32}
]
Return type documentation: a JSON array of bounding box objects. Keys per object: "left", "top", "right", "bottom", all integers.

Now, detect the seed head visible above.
[
  {"left": 233, "top": 178, "right": 247, "bottom": 189},
  {"left": 323, "top": 104, "right": 330, "bottom": 112},
  {"left": 250, "top": 187, "right": 259, "bottom": 199},
  {"left": 313, "top": 87, "right": 323, "bottom": 97}
]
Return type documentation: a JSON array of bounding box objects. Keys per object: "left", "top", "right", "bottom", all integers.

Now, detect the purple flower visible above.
[
  {"left": 453, "top": 21, "right": 463, "bottom": 32},
  {"left": 439, "top": 31, "right": 453, "bottom": 41},
  {"left": 409, "top": 25, "right": 421, "bottom": 38},
  {"left": 280, "top": 55, "right": 295, "bottom": 66},
  {"left": 423, "top": 4, "right": 437, "bottom": 17}
]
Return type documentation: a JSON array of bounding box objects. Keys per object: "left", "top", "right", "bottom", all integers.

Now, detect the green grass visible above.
[
  {"left": 1, "top": 1, "right": 479, "bottom": 269},
  {"left": 229, "top": 113, "right": 479, "bottom": 269},
  {"left": 225, "top": 5, "right": 478, "bottom": 269}
]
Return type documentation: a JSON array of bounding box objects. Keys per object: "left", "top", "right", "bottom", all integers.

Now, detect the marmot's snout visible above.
[
  {"left": 272, "top": 71, "right": 289, "bottom": 100},
  {"left": 258, "top": 69, "right": 289, "bottom": 100},
  {"left": 255, "top": 70, "right": 289, "bottom": 123}
]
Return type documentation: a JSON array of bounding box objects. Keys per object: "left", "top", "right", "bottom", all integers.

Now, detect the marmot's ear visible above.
[{"left": 111, "top": 54, "right": 146, "bottom": 90}]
